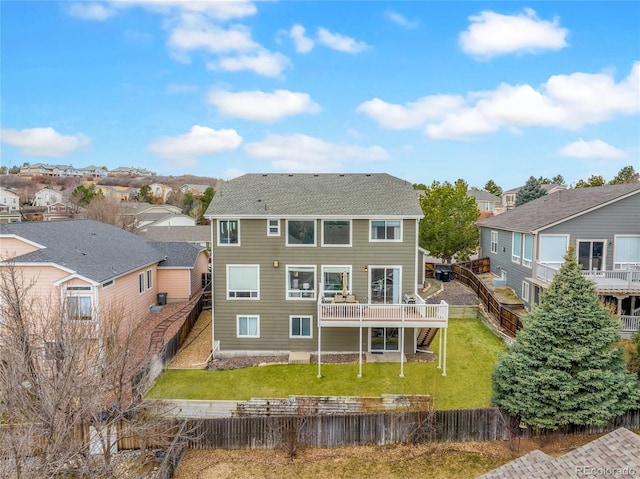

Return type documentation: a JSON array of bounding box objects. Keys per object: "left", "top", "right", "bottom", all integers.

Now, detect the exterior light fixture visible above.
[{"left": 273, "top": 260, "right": 279, "bottom": 268}]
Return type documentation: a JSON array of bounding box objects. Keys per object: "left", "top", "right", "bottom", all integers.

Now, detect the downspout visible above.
[{"left": 209, "top": 219, "right": 216, "bottom": 358}]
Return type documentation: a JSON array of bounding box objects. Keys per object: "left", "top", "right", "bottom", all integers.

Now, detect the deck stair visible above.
[{"left": 417, "top": 328, "right": 438, "bottom": 348}]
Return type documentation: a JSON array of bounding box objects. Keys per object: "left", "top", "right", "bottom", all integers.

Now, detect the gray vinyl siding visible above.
[
  {"left": 539, "top": 194, "right": 640, "bottom": 270},
  {"left": 480, "top": 226, "right": 532, "bottom": 307},
  {"left": 212, "top": 218, "right": 418, "bottom": 352}
]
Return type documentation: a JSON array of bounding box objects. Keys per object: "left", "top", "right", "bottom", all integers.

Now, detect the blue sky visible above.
[{"left": 1, "top": 1, "right": 639, "bottom": 190}]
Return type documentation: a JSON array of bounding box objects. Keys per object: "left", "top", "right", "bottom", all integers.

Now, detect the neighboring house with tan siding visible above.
[
  {"left": 0, "top": 219, "right": 208, "bottom": 341},
  {"left": 204, "top": 173, "right": 449, "bottom": 366}
]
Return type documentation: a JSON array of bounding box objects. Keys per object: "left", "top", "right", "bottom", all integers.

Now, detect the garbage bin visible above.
[
  {"left": 441, "top": 271, "right": 451, "bottom": 282},
  {"left": 157, "top": 292, "right": 167, "bottom": 305},
  {"left": 435, "top": 270, "right": 442, "bottom": 281}
]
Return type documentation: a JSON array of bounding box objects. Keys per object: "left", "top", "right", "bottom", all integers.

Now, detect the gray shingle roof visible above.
[
  {"left": 467, "top": 189, "right": 500, "bottom": 202},
  {"left": 139, "top": 225, "right": 211, "bottom": 243},
  {"left": 479, "top": 427, "right": 640, "bottom": 479},
  {"left": 205, "top": 173, "right": 423, "bottom": 217},
  {"left": 479, "top": 183, "right": 640, "bottom": 233},
  {"left": 151, "top": 241, "right": 207, "bottom": 268},
  {"left": 0, "top": 219, "right": 198, "bottom": 283}
]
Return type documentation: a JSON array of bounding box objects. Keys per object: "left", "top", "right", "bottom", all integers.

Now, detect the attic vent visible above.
[
  {"left": 288, "top": 174, "right": 293, "bottom": 177},
  {"left": 262, "top": 174, "right": 268, "bottom": 177},
  {"left": 339, "top": 174, "right": 345, "bottom": 177}
]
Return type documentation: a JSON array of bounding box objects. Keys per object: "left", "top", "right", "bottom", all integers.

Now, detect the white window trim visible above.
[
  {"left": 522, "top": 281, "right": 530, "bottom": 302},
  {"left": 512, "top": 232, "right": 521, "bottom": 264},
  {"left": 522, "top": 234, "right": 533, "bottom": 268},
  {"left": 614, "top": 234, "right": 640, "bottom": 269},
  {"left": 576, "top": 238, "right": 607, "bottom": 271},
  {"left": 321, "top": 265, "right": 352, "bottom": 298},
  {"left": 226, "top": 264, "right": 260, "bottom": 300},
  {"left": 369, "top": 219, "right": 403, "bottom": 242},
  {"left": 490, "top": 231, "right": 498, "bottom": 254},
  {"left": 290, "top": 315, "right": 313, "bottom": 339},
  {"left": 65, "top": 286, "right": 94, "bottom": 321},
  {"left": 102, "top": 279, "right": 114, "bottom": 289},
  {"left": 217, "top": 219, "right": 240, "bottom": 246},
  {"left": 286, "top": 219, "right": 317, "bottom": 247},
  {"left": 138, "top": 272, "right": 145, "bottom": 294},
  {"left": 538, "top": 234, "right": 570, "bottom": 268},
  {"left": 236, "top": 315, "right": 260, "bottom": 338},
  {"left": 321, "top": 219, "right": 352, "bottom": 247},
  {"left": 267, "top": 218, "right": 281, "bottom": 237},
  {"left": 146, "top": 269, "right": 152, "bottom": 289},
  {"left": 286, "top": 265, "right": 317, "bottom": 300}
]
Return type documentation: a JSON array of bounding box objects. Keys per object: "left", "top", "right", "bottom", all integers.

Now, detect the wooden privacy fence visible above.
[
  {"left": 453, "top": 261, "right": 523, "bottom": 337},
  {"left": 180, "top": 407, "right": 640, "bottom": 449}
]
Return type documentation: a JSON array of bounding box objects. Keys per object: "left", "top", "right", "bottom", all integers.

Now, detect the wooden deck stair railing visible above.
[{"left": 417, "top": 327, "right": 438, "bottom": 348}]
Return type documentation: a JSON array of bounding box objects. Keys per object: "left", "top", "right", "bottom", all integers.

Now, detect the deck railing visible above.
[
  {"left": 535, "top": 262, "right": 640, "bottom": 291},
  {"left": 317, "top": 297, "right": 448, "bottom": 327},
  {"left": 620, "top": 315, "right": 640, "bottom": 335}
]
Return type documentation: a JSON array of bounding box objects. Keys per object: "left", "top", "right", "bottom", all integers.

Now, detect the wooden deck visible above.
[{"left": 317, "top": 301, "right": 449, "bottom": 328}]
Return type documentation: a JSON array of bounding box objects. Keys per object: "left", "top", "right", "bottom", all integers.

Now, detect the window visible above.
[
  {"left": 322, "top": 266, "right": 351, "bottom": 298},
  {"left": 287, "top": 265, "right": 316, "bottom": 299},
  {"left": 237, "top": 315, "right": 259, "bottom": 338},
  {"left": 267, "top": 219, "right": 280, "bottom": 236},
  {"left": 102, "top": 280, "right": 114, "bottom": 288},
  {"left": 290, "top": 316, "right": 312, "bottom": 338},
  {"left": 370, "top": 220, "right": 401, "bottom": 241},
  {"left": 523, "top": 234, "right": 533, "bottom": 268},
  {"left": 614, "top": 235, "right": 640, "bottom": 269},
  {"left": 287, "top": 220, "right": 316, "bottom": 246},
  {"left": 219, "top": 220, "right": 239, "bottom": 245},
  {"left": 490, "top": 231, "right": 498, "bottom": 254},
  {"left": 539, "top": 235, "right": 569, "bottom": 268},
  {"left": 146, "top": 269, "right": 152, "bottom": 289},
  {"left": 66, "top": 296, "right": 92, "bottom": 321},
  {"left": 138, "top": 272, "right": 144, "bottom": 293},
  {"left": 322, "top": 220, "right": 351, "bottom": 246},
  {"left": 227, "top": 265, "right": 259, "bottom": 299},
  {"left": 522, "top": 281, "right": 530, "bottom": 302},
  {"left": 512, "top": 232, "right": 522, "bottom": 263}
]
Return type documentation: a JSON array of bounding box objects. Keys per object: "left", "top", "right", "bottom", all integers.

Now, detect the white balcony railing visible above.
[
  {"left": 535, "top": 262, "right": 640, "bottom": 292},
  {"left": 620, "top": 315, "right": 640, "bottom": 337},
  {"left": 317, "top": 295, "right": 448, "bottom": 329}
]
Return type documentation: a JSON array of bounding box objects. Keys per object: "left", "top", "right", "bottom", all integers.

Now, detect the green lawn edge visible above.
[{"left": 147, "top": 318, "right": 506, "bottom": 410}]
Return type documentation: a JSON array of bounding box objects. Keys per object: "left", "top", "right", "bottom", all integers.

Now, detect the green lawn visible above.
[{"left": 147, "top": 318, "right": 506, "bottom": 410}]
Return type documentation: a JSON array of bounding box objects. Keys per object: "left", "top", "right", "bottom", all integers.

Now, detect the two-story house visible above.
[
  {"left": 0, "top": 219, "right": 209, "bottom": 341},
  {"left": 34, "top": 187, "right": 64, "bottom": 207},
  {"left": 479, "top": 183, "right": 640, "bottom": 336},
  {"left": 204, "top": 173, "right": 449, "bottom": 375},
  {"left": 500, "top": 183, "right": 567, "bottom": 211}
]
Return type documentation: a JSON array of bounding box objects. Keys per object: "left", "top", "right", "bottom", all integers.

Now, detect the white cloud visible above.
[
  {"left": 385, "top": 11, "right": 418, "bottom": 29},
  {"left": 210, "top": 50, "right": 291, "bottom": 77},
  {"left": 289, "top": 24, "right": 314, "bottom": 53},
  {"left": 359, "top": 62, "right": 640, "bottom": 140},
  {"left": 0, "top": 127, "right": 90, "bottom": 157},
  {"left": 559, "top": 139, "right": 628, "bottom": 159},
  {"left": 317, "top": 28, "right": 369, "bottom": 54},
  {"left": 459, "top": 8, "right": 568, "bottom": 58},
  {"left": 168, "top": 13, "right": 257, "bottom": 62},
  {"left": 207, "top": 89, "right": 320, "bottom": 122},
  {"left": 357, "top": 95, "right": 465, "bottom": 129},
  {"left": 222, "top": 167, "right": 245, "bottom": 180},
  {"left": 244, "top": 134, "right": 388, "bottom": 172},
  {"left": 110, "top": 0, "right": 257, "bottom": 21},
  {"left": 67, "top": 3, "right": 116, "bottom": 21},
  {"left": 147, "top": 125, "right": 242, "bottom": 161}
]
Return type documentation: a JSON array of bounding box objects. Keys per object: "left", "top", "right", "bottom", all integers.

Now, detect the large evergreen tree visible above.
[
  {"left": 483, "top": 179, "right": 503, "bottom": 197},
  {"left": 418, "top": 179, "right": 479, "bottom": 263},
  {"left": 492, "top": 250, "right": 640, "bottom": 429},
  {"left": 515, "top": 176, "right": 547, "bottom": 206}
]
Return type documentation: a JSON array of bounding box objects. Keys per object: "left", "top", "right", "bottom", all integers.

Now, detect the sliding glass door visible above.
[{"left": 369, "top": 267, "right": 400, "bottom": 304}]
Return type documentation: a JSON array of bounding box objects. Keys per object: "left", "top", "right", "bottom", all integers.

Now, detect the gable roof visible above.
[
  {"left": 479, "top": 427, "right": 640, "bottom": 478},
  {"left": 153, "top": 241, "right": 207, "bottom": 268},
  {"left": 205, "top": 173, "right": 423, "bottom": 218},
  {"left": 138, "top": 225, "right": 211, "bottom": 243},
  {"left": 479, "top": 183, "right": 640, "bottom": 233},
  {"left": 0, "top": 219, "right": 195, "bottom": 283},
  {"left": 468, "top": 189, "right": 500, "bottom": 202}
]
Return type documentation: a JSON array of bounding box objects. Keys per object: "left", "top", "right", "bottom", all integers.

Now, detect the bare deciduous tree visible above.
[{"left": 0, "top": 263, "right": 192, "bottom": 478}]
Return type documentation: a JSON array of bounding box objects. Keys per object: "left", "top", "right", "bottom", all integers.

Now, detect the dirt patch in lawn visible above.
[{"left": 175, "top": 432, "right": 621, "bottom": 479}]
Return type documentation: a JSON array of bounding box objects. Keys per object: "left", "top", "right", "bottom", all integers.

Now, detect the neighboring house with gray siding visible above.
[
  {"left": 479, "top": 183, "right": 640, "bottom": 336},
  {"left": 204, "top": 174, "right": 449, "bottom": 360}
]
